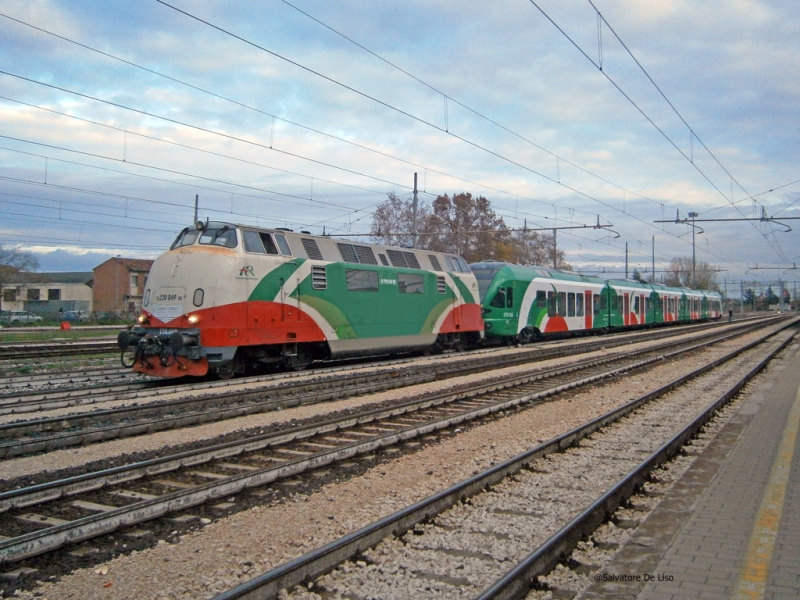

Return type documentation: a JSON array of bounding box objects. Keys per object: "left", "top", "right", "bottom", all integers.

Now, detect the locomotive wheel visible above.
[
  {"left": 216, "top": 353, "right": 244, "bottom": 380},
  {"left": 285, "top": 346, "right": 312, "bottom": 371}
]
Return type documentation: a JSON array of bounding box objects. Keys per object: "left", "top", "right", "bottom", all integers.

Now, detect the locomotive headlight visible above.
[
  {"left": 187, "top": 314, "right": 200, "bottom": 325},
  {"left": 137, "top": 314, "right": 150, "bottom": 325}
]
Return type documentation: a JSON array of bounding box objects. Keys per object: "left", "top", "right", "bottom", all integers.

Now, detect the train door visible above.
[
  {"left": 639, "top": 294, "right": 645, "bottom": 324},
  {"left": 584, "top": 290, "right": 592, "bottom": 329},
  {"left": 623, "top": 293, "right": 630, "bottom": 326}
]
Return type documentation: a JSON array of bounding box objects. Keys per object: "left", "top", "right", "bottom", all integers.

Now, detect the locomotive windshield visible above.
[
  {"left": 170, "top": 228, "right": 199, "bottom": 250},
  {"left": 199, "top": 223, "right": 238, "bottom": 248},
  {"left": 470, "top": 262, "right": 506, "bottom": 301}
]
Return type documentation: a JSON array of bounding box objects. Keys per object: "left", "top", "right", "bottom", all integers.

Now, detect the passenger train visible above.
[{"left": 118, "top": 221, "right": 722, "bottom": 378}]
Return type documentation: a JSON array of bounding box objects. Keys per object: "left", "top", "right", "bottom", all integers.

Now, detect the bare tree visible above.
[
  {"left": 663, "top": 257, "right": 719, "bottom": 290},
  {"left": 369, "top": 192, "right": 430, "bottom": 248},
  {"left": 508, "top": 228, "right": 571, "bottom": 270},
  {"left": 0, "top": 245, "right": 39, "bottom": 310}
]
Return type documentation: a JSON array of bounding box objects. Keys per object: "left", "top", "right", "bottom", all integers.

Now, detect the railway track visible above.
[
  {"left": 0, "top": 318, "right": 772, "bottom": 458},
  {"left": 0, "top": 340, "right": 119, "bottom": 361},
  {"left": 212, "top": 320, "right": 799, "bottom": 600},
  {"left": 0, "top": 318, "right": 791, "bottom": 577}
]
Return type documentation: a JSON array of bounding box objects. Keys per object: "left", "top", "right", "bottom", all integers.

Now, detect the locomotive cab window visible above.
[
  {"left": 274, "top": 234, "right": 292, "bottom": 256},
  {"left": 398, "top": 273, "right": 424, "bottom": 294},
  {"left": 243, "top": 231, "right": 279, "bottom": 255},
  {"left": 171, "top": 228, "right": 199, "bottom": 249},
  {"left": 490, "top": 288, "right": 506, "bottom": 308},
  {"left": 199, "top": 225, "right": 237, "bottom": 248}
]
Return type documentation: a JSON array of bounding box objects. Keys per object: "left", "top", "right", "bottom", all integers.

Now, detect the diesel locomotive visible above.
[{"left": 118, "top": 221, "right": 484, "bottom": 378}]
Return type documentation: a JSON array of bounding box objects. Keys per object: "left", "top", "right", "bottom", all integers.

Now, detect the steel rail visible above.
[
  {"left": 0, "top": 341, "right": 118, "bottom": 360},
  {"left": 476, "top": 325, "right": 799, "bottom": 599},
  {"left": 211, "top": 321, "right": 798, "bottom": 600},
  {"left": 0, "top": 319, "right": 770, "bottom": 458},
  {"left": 0, "top": 319, "right": 790, "bottom": 565},
  {"left": 0, "top": 317, "right": 772, "bottom": 413}
]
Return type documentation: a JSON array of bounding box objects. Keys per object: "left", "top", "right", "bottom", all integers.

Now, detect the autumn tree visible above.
[
  {"left": 0, "top": 245, "right": 39, "bottom": 310},
  {"left": 370, "top": 192, "right": 513, "bottom": 262},
  {"left": 421, "top": 193, "right": 512, "bottom": 262},
  {"left": 663, "top": 257, "right": 719, "bottom": 290}
]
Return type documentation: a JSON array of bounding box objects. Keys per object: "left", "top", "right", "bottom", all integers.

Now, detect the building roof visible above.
[
  {"left": 94, "top": 258, "right": 154, "bottom": 272},
  {"left": 4, "top": 272, "right": 94, "bottom": 285}
]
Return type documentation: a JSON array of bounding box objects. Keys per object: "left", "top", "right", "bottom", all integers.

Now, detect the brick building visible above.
[{"left": 92, "top": 258, "right": 154, "bottom": 314}]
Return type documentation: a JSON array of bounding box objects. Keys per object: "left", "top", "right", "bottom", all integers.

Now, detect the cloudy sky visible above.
[{"left": 1, "top": 0, "right": 798, "bottom": 294}]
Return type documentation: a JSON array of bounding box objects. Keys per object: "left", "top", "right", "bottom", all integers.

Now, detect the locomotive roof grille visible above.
[
  {"left": 302, "top": 238, "right": 324, "bottom": 260},
  {"left": 337, "top": 242, "right": 378, "bottom": 265},
  {"left": 386, "top": 249, "right": 421, "bottom": 269}
]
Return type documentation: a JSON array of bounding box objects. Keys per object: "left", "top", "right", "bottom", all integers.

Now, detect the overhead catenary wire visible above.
[
  {"left": 0, "top": 5, "right": 781, "bottom": 280},
  {"left": 527, "top": 0, "right": 789, "bottom": 264}
]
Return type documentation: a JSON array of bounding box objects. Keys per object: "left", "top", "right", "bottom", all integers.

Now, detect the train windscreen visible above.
[{"left": 470, "top": 263, "right": 505, "bottom": 302}]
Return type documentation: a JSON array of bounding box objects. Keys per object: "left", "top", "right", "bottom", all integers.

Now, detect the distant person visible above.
[{"left": 728, "top": 309, "right": 733, "bottom": 322}]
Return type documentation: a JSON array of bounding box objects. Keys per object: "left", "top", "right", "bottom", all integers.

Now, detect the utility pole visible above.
[
  {"left": 688, "top": 211, "right": 699, "bottom": 286},
  {"left": 625, "top": 242, "right": 629, "bottom": 278},
  {"left": 553, "top": 228, "right": 557, "bottom": 269},
  {"left": 740, "top": 282, "right": 744, "bottom": 314},
  {"left": 651, "top": 236, "right": 655, "bottom": 283},
  {"left": 412, "top": 173, "right": 418, "bottom": 249},
  {"left": 193, "top": 194, "right": 199, "bottom": 224}
]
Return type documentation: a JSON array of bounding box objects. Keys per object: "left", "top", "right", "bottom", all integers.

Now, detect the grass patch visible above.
[{"left": 0, "top": 328, "right": 120, "bottom": 343}]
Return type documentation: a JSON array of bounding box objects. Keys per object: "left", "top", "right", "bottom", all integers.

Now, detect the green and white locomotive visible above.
[{"left": 119, "top": 221, "right": 484, "bottom": 378}]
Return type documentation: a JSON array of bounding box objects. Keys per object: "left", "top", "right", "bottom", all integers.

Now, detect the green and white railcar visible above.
[{"left": 473, "top": 261, "right": 723, "bottom": 343}]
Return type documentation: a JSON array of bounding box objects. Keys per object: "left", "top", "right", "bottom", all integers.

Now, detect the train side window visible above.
[
  {"left": 567, "top": 292, "right": 575, "bottom": 317},
  {"left": 633, "top": 296, "right": 640, "bottom": 314},
  {"left": 490, "top": 288, "right": 506, "bottom": 308},
  {"left": 260, "top": 234, "right": 279, "bottom": 255},
  {"left": 536, "top": 290, "right": 547, "bottom": 308},
  {"left": 345, "top": 269, "right": 378, "bottom": 292},
  {"left": 576, "top": 293, "right": 584, "bottom": 317},
  {"left": 398, "top": 273, "right": 424, "bottom": 294},
  {"left": 547, "top": 291, "right": 557, "bottom": 317},
  {"left": 506, "top": 286, "right": 513, "bottom": 308},
  {"left": 193, "top": 288, "right": 204, "bottom": 307},
  {"left": 274, "top": 234, "right": 292, "bottom": 255},
  {"left": 557, "top": 292, "right": 566, "bottom": 317},
  {"left": 600, "top": 294, "right": 608, "bottom": 311},
  {"left": 243, "top": 230, "right": 265, "bottom": 253},
  {"left": 593, "top": 294, "right": 601, "bottom": 314}
]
